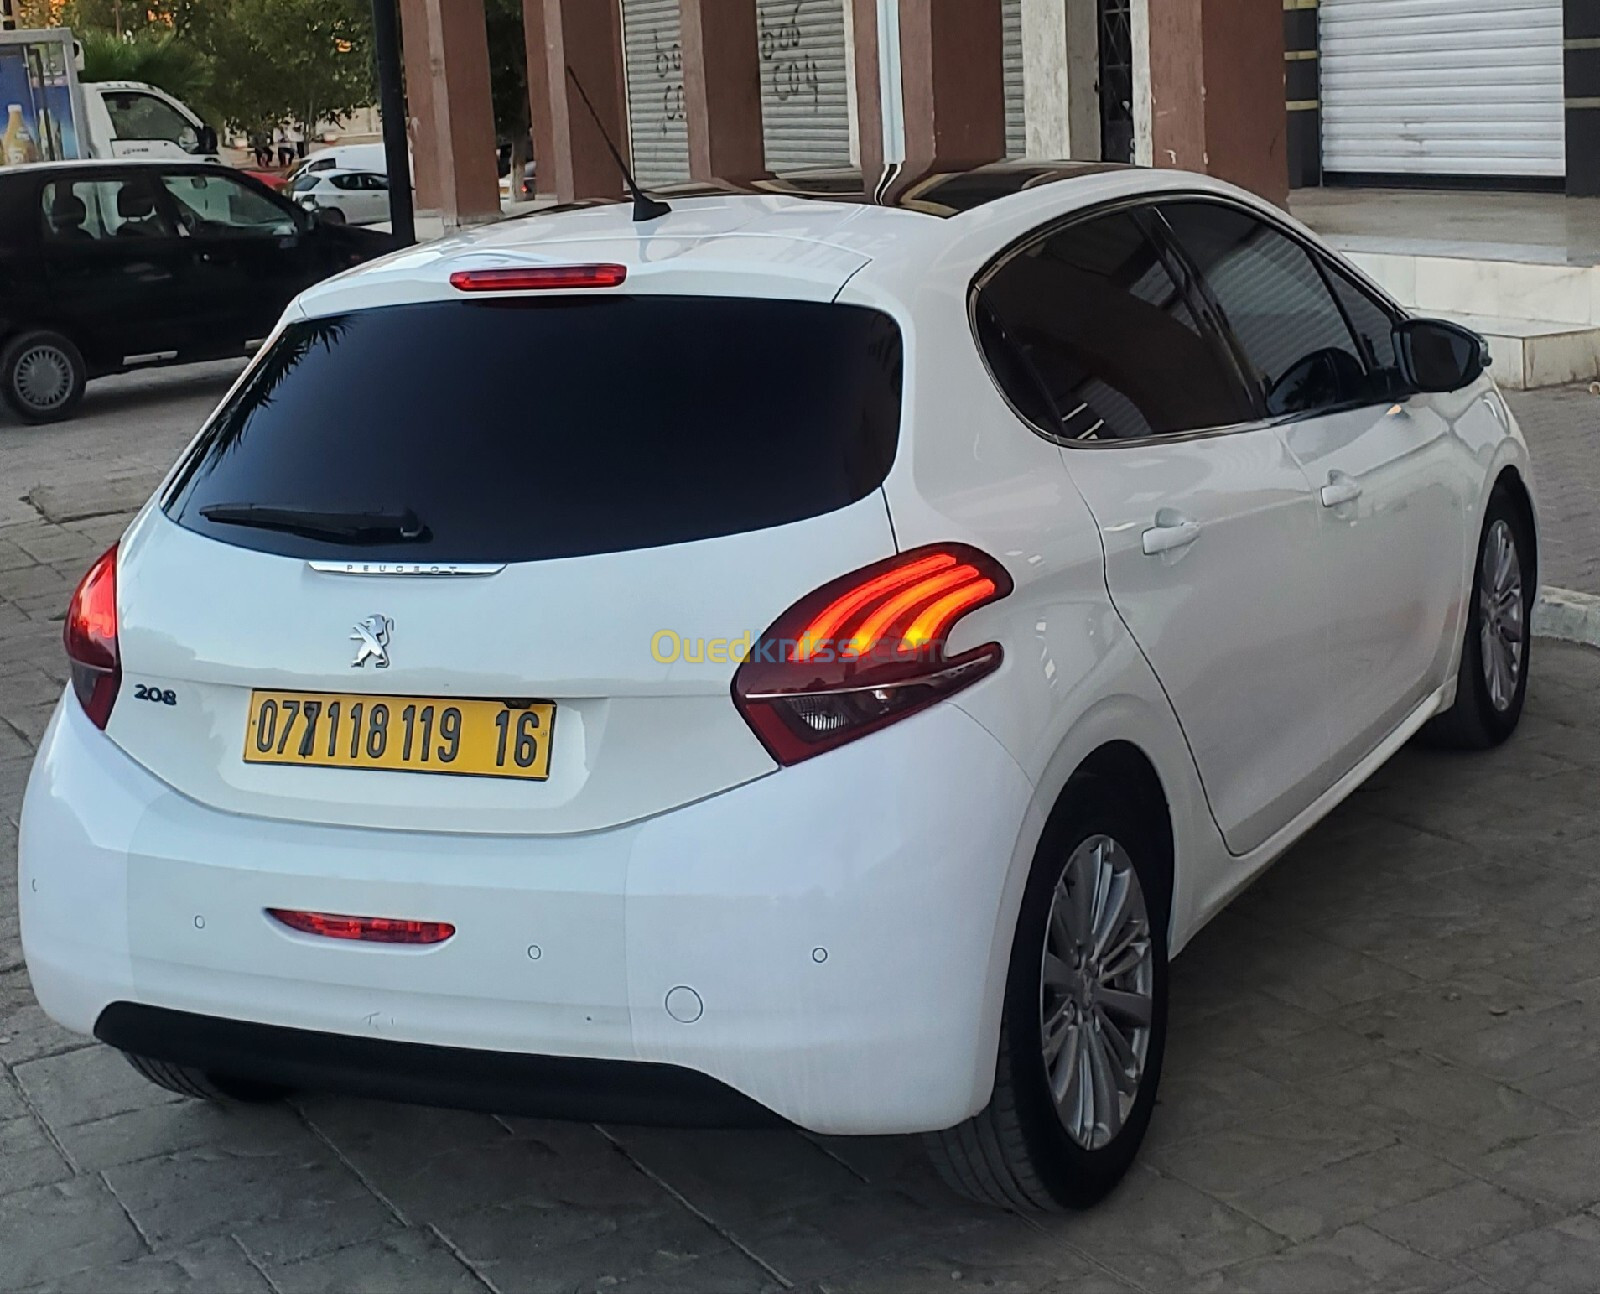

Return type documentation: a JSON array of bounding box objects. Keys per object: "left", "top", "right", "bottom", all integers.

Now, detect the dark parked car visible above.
[{"left": 0, "top": 159, "right": 394, "bottom": 424}]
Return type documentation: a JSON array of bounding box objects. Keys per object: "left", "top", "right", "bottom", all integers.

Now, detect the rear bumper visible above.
[
  {"left": 95, "top": 1003, "right": 780, "bottom": 1127},
  {"left": 20, "top": 695, "right": 1034, "bottom": 1134}
]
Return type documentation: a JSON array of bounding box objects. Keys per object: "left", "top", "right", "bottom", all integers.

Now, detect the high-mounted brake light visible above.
[
  {"left": 64, "top": 544, "right": 120, "bottom": 730},
  {"left": 448, "top": 264, "right": 627, "bottom": 292},
  {"left": 268, "top": 909, "right": 456, "bottom": 945},
  {"left": 733, "top": 543, "right": 1012, "bottom": 765}
]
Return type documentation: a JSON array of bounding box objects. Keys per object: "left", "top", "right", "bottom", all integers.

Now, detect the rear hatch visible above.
[{"left": 109, "top": 287, "right": 904, "bottom": 834}]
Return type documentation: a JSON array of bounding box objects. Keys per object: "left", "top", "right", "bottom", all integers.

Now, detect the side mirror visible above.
[
  {"left": 196, "top": 124, "right": 219, "bottom": 155},
  {"left": 1394, "top": 318, "right": 1489, "bottom": 393}
]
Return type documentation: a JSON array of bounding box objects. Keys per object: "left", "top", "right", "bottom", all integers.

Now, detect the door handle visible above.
[
  {"left": 1142, "top": 512, "right": 1201, "bottom": 556},
  {"left": 1320, "top": 473, "right": 1362, "bottom": 508}
]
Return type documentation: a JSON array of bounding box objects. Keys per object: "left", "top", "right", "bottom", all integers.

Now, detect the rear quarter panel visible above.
[{"left": 837, "top": 240, "right": 1227, "bottom": 962}]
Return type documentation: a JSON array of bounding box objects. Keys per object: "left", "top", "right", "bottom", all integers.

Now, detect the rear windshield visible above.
[{"left": 163, "top": 297, "right": 903, "bottom": 563}]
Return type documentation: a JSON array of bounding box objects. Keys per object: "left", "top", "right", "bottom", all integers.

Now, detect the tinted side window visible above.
[
  {"left": 1327, "top": 268, "right": 1405, "bottom": 396},
  {"left": 977, "top": 210, "right": 1254, "bottom": 441},
  {"left": 42, "top": 177, "right": 175, "bottom": 240},
  {"left": 42, "top": 180, "right": 105, "bottom": 241},
  {"left": 160, "top": 173, "right": 297, "bottom": 237},
  {"left": 1162, "top": 202, "right": 1371, "bottom": 418}
]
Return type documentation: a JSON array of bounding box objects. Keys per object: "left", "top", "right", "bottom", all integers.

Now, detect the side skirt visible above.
[{"left": 1173, "top": 683, "right": 1450, "bottom": 950}]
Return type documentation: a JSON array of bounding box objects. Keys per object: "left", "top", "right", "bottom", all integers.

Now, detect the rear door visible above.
[
  {"left": 976, "top": 205, "right": 1334, "bottom": 856},
  {"left": 156, "top": 169, "right": 314, "bottom": 345},
  {"left": 35, "top": 171, "right": 191, "bottom": 366},
  {"left": 1159, "top": 200, "right": 1462, "bottom": 771},
  {"left": 355, "top": 172, "right": 391, "bottom": 224},
  {"left": 112, "top": 289, "right": 905, "bottom": 835}
]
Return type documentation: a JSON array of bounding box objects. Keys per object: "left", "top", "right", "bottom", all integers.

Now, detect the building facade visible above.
[
  {"left": 1286, "top": 0, "right": 1600, "bottom": 196},
  {"left": 399, "top": 0, "right": 1590, "bottom": 227}
]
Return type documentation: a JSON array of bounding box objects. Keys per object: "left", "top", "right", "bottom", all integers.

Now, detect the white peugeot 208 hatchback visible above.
[{"left": 20, "top": 162, "right": 1537, "bottom": 1210}]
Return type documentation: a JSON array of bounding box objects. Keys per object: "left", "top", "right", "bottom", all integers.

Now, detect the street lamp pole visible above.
[{"left": 370, "top": 0, "right": 416, "bottom": 246}]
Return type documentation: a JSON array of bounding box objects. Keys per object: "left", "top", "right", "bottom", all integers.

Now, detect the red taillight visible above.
[
  {"left": 448, "top": 264, "right": 627, "bottom": 292},
  {"left": 732, "top": 543, "right": 1012, "bottom": 765},
  {"left": 268, "top": 909, "right": 456, "bottom": 945},
  {"left": 64, "top": 544, "right": 120, "bottom": 730}
]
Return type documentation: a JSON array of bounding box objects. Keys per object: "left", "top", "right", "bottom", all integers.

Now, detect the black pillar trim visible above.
[
  {"left": 1284, "top": 0, "right": 1321, "bottom": 189},
  {"left": 1568, "top": 0, "right": 1600, "bottom": 195}
]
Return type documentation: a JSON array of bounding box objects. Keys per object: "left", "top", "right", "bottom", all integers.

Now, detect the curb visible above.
[{"left": 1534, "top": 586, "right": 1600, "bottom": 648}]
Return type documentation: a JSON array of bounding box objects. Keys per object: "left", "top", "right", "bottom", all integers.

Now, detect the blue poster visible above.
[{"left": 0, "top": 38, "right": 82, "bottom": 167}]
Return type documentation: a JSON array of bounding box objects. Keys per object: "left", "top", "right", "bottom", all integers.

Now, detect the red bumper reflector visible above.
[
  {"left": 448, "top": 264, "right": 627, "bottom": 292},
  {"left": 267, "top": 909, "right": 455, "bottom": 945}
]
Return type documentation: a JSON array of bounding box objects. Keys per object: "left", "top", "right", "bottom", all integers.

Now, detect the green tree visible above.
[
  {"left": 484, "top": 0, "right": 531, "bottom": 179},
  {"left": 77, "top": 28, "right": 214, "bottom": 115},
  {"left": 205, "top": 0, "right": 374, "bottom": 138},
  {"left": 59, "top": 0, "right": 211, "bottom": 38},
  {"left": 485, "top": 0, "right": 528, "bottom": 144}
]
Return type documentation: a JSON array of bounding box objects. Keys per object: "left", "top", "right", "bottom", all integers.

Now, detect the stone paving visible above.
[
  {"left": 1, "top": 369, "right": 1600, "bottom": 1292},
  {"left": 1506, "top": 384, "right": 1600, "bottom": 598}
]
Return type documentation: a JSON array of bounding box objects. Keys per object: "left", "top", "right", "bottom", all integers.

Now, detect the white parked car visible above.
[
  {"left": 292, "top": 168, "right": 390, "bottom": 226},
  {"left": 19, "top": 162, "right": 1536, "bottom": 1210},
  {"left": 286, "top": 142, "right": 391, "bottom": 183}
]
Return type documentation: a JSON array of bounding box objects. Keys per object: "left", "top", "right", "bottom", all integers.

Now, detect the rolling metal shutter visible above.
[
  {"left": 622, "top": 0, "right": 690, "bottom": 187},
  {"left": 1320, "top": 0, "right": 1566, "bottom": 180},
  {"left": 1002, "top": 0, "right": 1025, "bottom": 157},
  {"left": 759, "top": 0, "right": 852, "bottom": 172}
]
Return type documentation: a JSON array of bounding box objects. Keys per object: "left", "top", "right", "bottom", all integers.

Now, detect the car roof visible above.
[
  {"left": 294, "top": 160, "right": 1285, "bottom": 320},
  {"left": 560, "top": 159, "right": 1133, "bottom": 221},
  {"left": 0, "top": 158, "right": 232, "bottom": 176}
]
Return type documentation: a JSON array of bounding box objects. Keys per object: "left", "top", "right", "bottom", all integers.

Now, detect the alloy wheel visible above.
[
  {"left": 1479, "top": 519, "right": 1525, "bottom": 713},
  {"left": 1039, "top": 834, "right": 1154, "bottom": 1151},
  {"left": 13, "top": 344, "right": 74, "bottom": 413}
]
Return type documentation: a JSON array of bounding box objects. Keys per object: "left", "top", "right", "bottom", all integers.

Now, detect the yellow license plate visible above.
[{"left": 243, "top": 690, "right": 556, "bottom": 780}]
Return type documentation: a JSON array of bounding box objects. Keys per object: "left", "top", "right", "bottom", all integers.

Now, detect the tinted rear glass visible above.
[{"left": 163, "top": 297, "right": 903, "bottom": 562}]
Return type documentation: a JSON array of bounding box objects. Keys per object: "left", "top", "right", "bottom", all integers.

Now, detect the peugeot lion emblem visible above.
[{"left": 350, "top": 614, "right": 393, "bottom": 669}]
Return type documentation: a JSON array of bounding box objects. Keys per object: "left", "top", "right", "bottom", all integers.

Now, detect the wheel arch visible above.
[
  {"left": 1066, "top": 740, "right": 1176, "bottom": 923},
  {"left": 1491, "top": 464, "right": 1539, "bottom": 590}
]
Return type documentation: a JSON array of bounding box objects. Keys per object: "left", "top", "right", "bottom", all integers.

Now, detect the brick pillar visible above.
[
  {"left": 521, "top": 0, "right": 556, "bottom": 196},
  {"left": 897, "top": 0, "right": 1006, "bottom": 173},
  {"left": 1567, "top": 0, "right": 1600, "bottom": 196},
  {"left": 681, "top": 0, "right": 767, "bottom": 182},
  {"left": 398, "top": 0, "right": 441, "bottom": 211},
  {"left": 402, "top": 0, "right": 500, "bottom": 226},
  {"left": 1283, "top": 0, "right": 1321, "bottom": 190},
  {"left": 539, "top": 0, "right": 630, "bottom": 202},
  {"left": 849, "top": 0, "right": 885, "bottom": 183},
  {"left": 1146, "top": 0, "right": 1286, "bottom": 203}
]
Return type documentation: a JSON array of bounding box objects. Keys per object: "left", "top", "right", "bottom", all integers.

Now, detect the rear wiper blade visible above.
[{"left": 198, "top": 504, "right": 430, "bottom": 544}]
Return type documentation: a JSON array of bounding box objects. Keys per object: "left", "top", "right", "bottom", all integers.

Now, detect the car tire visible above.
[
  {"left": 0, "top": 329, "right": 87, "bottom": 424},
  {"left": 924, "top": 777, "right": 1170, "bottom": 1210},
  {"left": 121, "top": 1050, "right": 290, "bottom": 1104},
  {"left": 318, "top": 206, "right": 346, "bottom": 225},
  {"left": 1421, "top": 488, "right": 1534, "bottom": 750}
]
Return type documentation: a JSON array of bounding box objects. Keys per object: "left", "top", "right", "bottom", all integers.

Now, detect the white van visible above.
[
  {"left": 288, "top": 143, "right": 392, "bottom": 184},
  {"left": 82, "top": 80, "right": 221, "bottom": 164},
  {"left": 0, "top": 29, "right": 220, "bottom": 168}
]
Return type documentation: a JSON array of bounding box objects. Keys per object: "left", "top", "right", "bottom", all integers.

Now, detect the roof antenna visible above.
[{"left": 565, "top": 65, "right": 671, "bottom": 222}]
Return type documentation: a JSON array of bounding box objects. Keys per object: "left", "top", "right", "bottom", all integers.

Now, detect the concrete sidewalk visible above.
[
  {"left": 1507, "top": 384, "right": 1600, "bottom": 600},
  {"left": 1506, "top": 385, "right": 1600, "bottom": 648},
  {"left": 3, "top": 368, "right": 1600, "bottom": 1292}
]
